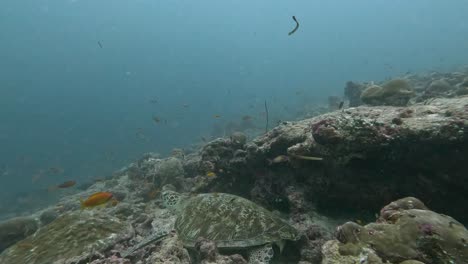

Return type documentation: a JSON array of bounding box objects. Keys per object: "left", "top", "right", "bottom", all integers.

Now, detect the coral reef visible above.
[
  {"left": 0, "top": 211, "right": 133, "bottom": 263},
  {"left": 242, "top": 96, "right": 467, "bottom": 223},
  {"left": 360, "top": 79, "right": 414, "bottom": 106},
  {"left": 349, "top": 67, "right": 468, "bottom": 106},
  {"left": 143, "top": 234, "right": 191, "bottom": 264},
  {"left": 332, "top": 197, "right": 468, "bottom": 263},
  {"left": 1, "top": 68, "right": 467, "bottom": 264}
]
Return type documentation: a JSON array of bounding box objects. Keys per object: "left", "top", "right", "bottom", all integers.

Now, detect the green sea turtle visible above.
[{"left": 123, "top": 185, "right": 300, "bottom": 263}]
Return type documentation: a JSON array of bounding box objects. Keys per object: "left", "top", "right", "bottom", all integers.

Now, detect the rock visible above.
[
  {"left": 230, "top": 131, "right": 247, "bottom": 146},
  {"left": 38, "top": 208, "right": 59, "bottom": 226},
  {"left": 426, "top": 79, "right": 453, "bottom": 93},
  {"left": 334, "top": 197, "right": 468, "bottom": 263},
  {"left": 378, "top": 197, "right": 428, "bottom": 223},
  {"left": 171, "top": 148, "right": 185, "bottom": 159},
  {"left": 0, "top": 216, "right": 38, "bottom": 253},
  {"left": 321, "top": 240, "right": 383, "bottom": 264},
  {"left": 195, "top": 238, "right": 218, "bottom": 262},
  {"left": 130, "top": 155, "right": 186, "bottom": 189},
  {"left": 399, "top": 261, "right": 426, "bottom": 264},
  {"left": 237, "top": 96, "right": 468, "bottom": 223},
  {"left": 419, "top": 78, "right": 457, "bottom": 100},
  {"left": 328, "top": 96, "right": 342, "bottom": 111},
  {"left": 156, "top": 157, "right": 185, "bottom": 186},
  {"left": 456, "top": 77, "right": 468, "bottom": 95},
  {"left": 0, "top": 211, "right": 133, "bottom": 263},
  {"left": 344, "top": 81, "right": 365, "bottom": 107},
  {"left": 144, "top": 234, "right": 190, "bottom": 264}
]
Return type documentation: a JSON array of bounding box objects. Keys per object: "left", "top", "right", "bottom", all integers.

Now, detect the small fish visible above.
[
  {"left": 49, "top": 180, "right": 76, "bottom": 191},
  {"left": 356, "top": 219, "right": 363, "bottom": 225},
  {"left": 98, "top": 41, "right": 103, "bottom": 48},
  {"left": 110, "top": 198, "right": 119, "bottom": 207},
  {"left": 149, "top": 97, "right": 158, "bottom": 104},
  {"left": 47, "top": 167, "right": 64, "bottom": 174},
  {"left": 152, "top": 116, "right": 161, "bottom": 123},
  {"left": 268, "top": 154, "right": 323, "bottom": 165},
  {"left": 289, "top": 154, "right": 323, "bottom": 161},
  {"left": 57, "top": 180, "right": 76, "bottom": 188},
  {"left": 136, "top": 128, "right": 148, "bottom": 141},
  {"left": 182, "top": 104, "right": 190, "bottom": 108},
  {"left": 80, "top": 192, "right": 114, "bottom": 209},
  {"left": 206, "top": 171, "right": 217, "bottom": 177},
  {"left": 201, "top": 137, "right": 207, "bottom": 142},
  {"left": 268, "top": 155, "right": 290, "bottom": 165},
  {"left": 31, "top": 173, "right": 42, "bottom": 183},
  {"left": 338, "top": 101, "right": 344, "bottom": 110},
  {"left": 16, "top": 241, "right": 34, "bottom": 250},
  {"left": 242, "top": 115, "right": 252, "bottom": 121},
  {"left": 213, "top": 115, "right": 221, "bottom": 118}
]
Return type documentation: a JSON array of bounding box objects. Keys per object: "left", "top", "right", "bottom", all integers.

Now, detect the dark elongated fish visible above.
[
  {"left": 58, "top": 180, "right": 76, "bottom": 188},
  {"left": 98, "top": 41, "right": 103, "bottom": 48},
  {"left": 288, "top": 16, "right": 299, "bottom": 36},
  {"left": 339, "top": 101, "right": 344, "bottom": 109}
]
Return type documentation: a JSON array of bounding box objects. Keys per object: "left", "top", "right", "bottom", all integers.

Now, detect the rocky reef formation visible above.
[
  {"left": 326, "top": 197, "right": 468, "bottom": 263},
  {"left": 345, "top": 67, "right": 468, "bottom": 107},
  {"left": 190, "top": 96, "right": 468, "bottom": 224}
]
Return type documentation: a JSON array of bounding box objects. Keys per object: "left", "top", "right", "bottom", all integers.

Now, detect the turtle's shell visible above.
[{"left": 175, "top": 193, "right": 299, "bottom": 248}]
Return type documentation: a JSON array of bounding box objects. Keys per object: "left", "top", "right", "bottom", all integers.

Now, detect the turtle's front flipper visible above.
[
  {"left": 121, "top": 229, "right": 170, "bottom": 257},
  {"left": 248, "top": 244, "right": 274, "bottom": 264}
]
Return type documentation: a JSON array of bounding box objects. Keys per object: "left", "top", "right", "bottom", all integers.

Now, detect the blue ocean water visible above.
[{"left": 1, "top": 0, "right": 467, "bottom": 215}]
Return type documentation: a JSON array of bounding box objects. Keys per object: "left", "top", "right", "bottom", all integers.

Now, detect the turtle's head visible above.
[{"left": 161, "top": 184, "right": 182, "bottom": 209}]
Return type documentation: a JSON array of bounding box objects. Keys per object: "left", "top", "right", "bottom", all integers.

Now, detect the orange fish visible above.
[{"left": 80, "top": 192, "right": 113, "bottom": 209}]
